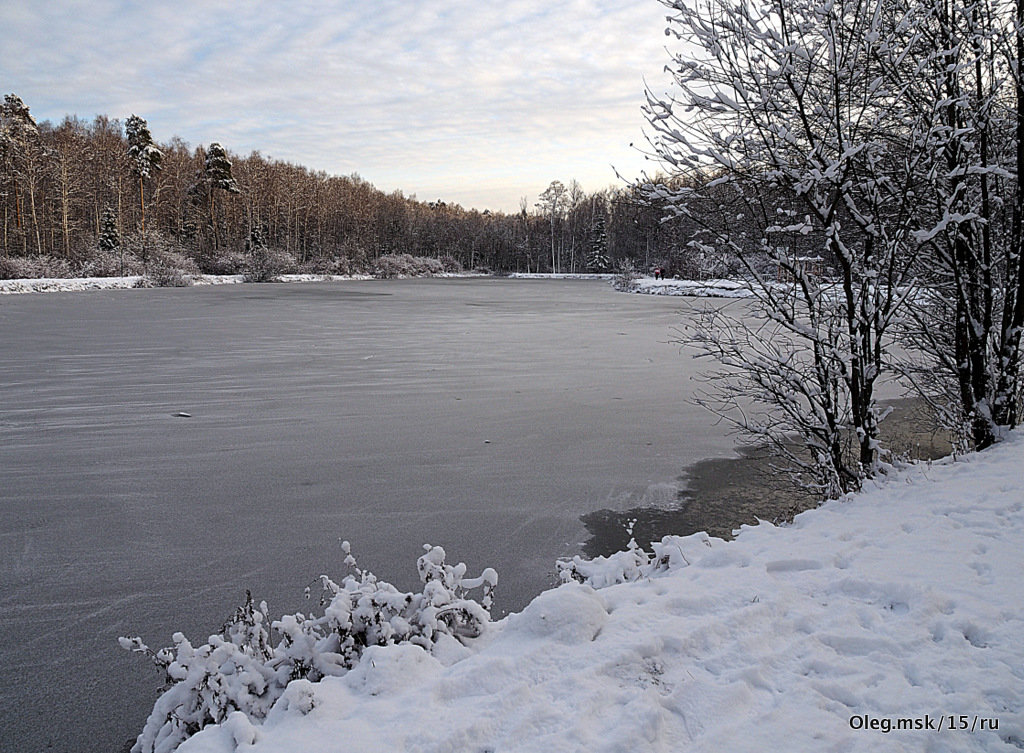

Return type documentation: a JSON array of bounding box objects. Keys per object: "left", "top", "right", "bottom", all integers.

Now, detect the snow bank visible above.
[
  {"left": 0, "top": 272, "right": 491, "bottom": 294},
  {"left": 508, "top": 273, "right": 614, "bottom": 280},
  {"left": 0, "top": 275, "right": 147, "bottom": 294},
  {"left": 633, "top": 277, "right": 756, "bottom": 297},
  {"left": 0, "top": 274, "right": 373, "bottom": 294},
  {"left": 177, "top": 438, "right": 1024, "bottom": 752}
]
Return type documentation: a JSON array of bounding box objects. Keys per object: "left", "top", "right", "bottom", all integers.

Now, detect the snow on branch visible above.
[{"left": 120, "top": 542, "right": 496, "bottom": 753}]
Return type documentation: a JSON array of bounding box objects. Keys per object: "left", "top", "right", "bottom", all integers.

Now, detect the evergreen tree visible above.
[
  {"left": 97, "top": 205, "right": 122, "bottom": 274},
  {"left": 98, "top": 206, "right": 119, "bottom": 252},
  {"left": 204, "top": 142, "right": 240, "bottom": 252},
  {"left": 205, "top": 142, "right": 239, "bottom": 194},
  {"left": 586, "top": 211, "right": 611, "bottom": 272},
  {"left": 125, "top": 114, "right": 162, "bottom": 257},
  {"left": 1, "top": 94, "right": 44, "bottom": 254}
]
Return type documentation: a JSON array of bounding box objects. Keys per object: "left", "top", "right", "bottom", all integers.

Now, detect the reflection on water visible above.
[{"left": 581, "top": 445, "right": 814, "bottom": 556}]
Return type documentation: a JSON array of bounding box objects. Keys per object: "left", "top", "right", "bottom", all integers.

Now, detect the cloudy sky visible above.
[{"left": 0, "top": 1, "right": 674, "bottom": 212}]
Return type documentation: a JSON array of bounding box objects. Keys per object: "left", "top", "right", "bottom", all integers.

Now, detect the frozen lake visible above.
[{"left": 0, "top": 277, "right": 738, "bottom": 752}]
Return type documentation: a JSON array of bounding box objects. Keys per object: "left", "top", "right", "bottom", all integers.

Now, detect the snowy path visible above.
[{"left": 180, "top": 438, "right": 1024, "bottom": 752}]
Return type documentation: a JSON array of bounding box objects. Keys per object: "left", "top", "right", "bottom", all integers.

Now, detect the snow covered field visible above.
[{"left": 178, "top": 437, "right": 1024, "bottom": 753}]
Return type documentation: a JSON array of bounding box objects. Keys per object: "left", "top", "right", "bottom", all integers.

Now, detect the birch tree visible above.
[
  {"left": 645, "top": 0, "right": 930, "bottom": 495},
  {"left": 536, "top": 180, "right": 568, "bottom": 272},
  {"left": 893, "top": 0, "right": 1024, "bottom": 450}
]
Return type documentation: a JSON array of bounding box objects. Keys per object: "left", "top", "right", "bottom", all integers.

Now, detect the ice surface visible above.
[{"left": 0, "top": 277, "right": 737, "bottom": 753}]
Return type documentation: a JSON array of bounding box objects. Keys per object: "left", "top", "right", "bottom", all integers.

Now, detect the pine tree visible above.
[
  {"left": 204, "top": 142, "right": 240, "bottom": 252},
  {"left": 125, "top": 114, "right": 162, "bottom": 260},
  {"left": 2, "top": 94, "right": 44, "bottom": 255},
  {"left": 205, "top": 142, "right": 239, "bottom": 194}
]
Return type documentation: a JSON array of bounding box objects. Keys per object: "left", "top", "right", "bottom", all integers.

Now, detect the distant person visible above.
[{"left": 654, "top": 267, "right": 662, "bottom": 280}]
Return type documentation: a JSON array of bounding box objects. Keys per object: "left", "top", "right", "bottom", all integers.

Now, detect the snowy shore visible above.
[
  {"left": 176, "top": 437, "right": 1024, "bottom": 753},
  {"left": 0, "top": 273, "right": 377, "bottom": 295},
  {"left": 0, "top": 272, "right": 747, "bottom": 297}
]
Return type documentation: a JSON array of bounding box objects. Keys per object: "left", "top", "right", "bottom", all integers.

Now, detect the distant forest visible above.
[{"left": 0, "top": 93, "right": 708, "bottom": 281}]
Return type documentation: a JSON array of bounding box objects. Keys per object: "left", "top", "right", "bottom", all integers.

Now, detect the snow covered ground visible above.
[
  {"left": 510, "top": 273, "right": 758, "bottom": 297},
  {"left": 0, "top": 272, "right": 753, "bottom": 297},
  {"left": 176, "top": 437, "right": 1024, "bottom": 753},
  {"left": 508, "top": 272, "right": 615, "bottom": 280},
  {"left": 0, "top": 273, "right": 377, "bottom": 294}
]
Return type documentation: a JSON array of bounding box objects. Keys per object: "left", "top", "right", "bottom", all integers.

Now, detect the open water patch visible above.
[{"left": 581, "top": 397, "right": 953, "bottom": 557}]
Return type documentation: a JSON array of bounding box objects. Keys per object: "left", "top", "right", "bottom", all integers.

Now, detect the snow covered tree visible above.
[
  {"left": 586, "top": 202, "right": 611, "bottom": 272},
  {"left": 125, "top": 115, "right": 162, "bottom": 264},
  {"left": 891, "top": 0, "right": 1024, "bottom": 450},
  {"left": 1, "top": 94, "right": 47, "bottom": 255},
  {"left": 205, "top": 142, "right": 239, "bottom": 194},
  {"left": 96, "top": 205, "right": 124, "bottom": 275},
  {"left": 645, "top": 0, "right": 931, "bottom": 494},
  {"left": 97, "top": 206, "right": 119, "bottom": 253},
  {"left": 203, "top": 142, "right": 240, "bottom": 252}
]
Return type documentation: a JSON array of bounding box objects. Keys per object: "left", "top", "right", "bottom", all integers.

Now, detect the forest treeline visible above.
[{"left": 0, "top": 93, "right": 705, "bottom": 280}]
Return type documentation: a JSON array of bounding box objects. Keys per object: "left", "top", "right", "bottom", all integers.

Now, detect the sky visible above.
[{"left": 0, "top": 1, "right": 676, "bottom": 213}]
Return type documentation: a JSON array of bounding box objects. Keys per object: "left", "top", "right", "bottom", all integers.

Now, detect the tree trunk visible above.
[
  {"left": 28, "top": 179, "right": 42, "bottom": 256},
  {"left": 211, "top": 189, "right": 218, "bottom": 253}
]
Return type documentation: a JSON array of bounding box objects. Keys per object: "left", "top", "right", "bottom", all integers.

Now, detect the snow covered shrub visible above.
[
  {"left": 611, "top": 258, "right": 640, "bottom": 291},
  {"left": 373, "top": 253, "right": 445, "bottom": 278},
  {"left": 122, "top": 542, "right": 497, "bottom": 753},
  {"left": 79, "top": 247, "right": 145, "bottom": 277},
  {"left": 295, "top": 257, "right": 333, "bottom": 276},
  {"left": 372, "top": 253, "right": 411, "bottom": 278},
  {"left": 0, "top": 254, "right": 75, "bottom": 279},
  {"left": 438, "top": 254, "right": 463, "bottom": 273},
  {"left": 119, "top": 234, "right": 201, "bottom": 287},
  {"left": 556, "top": 532, "right": 713, "bottom": 589},
  {"left": 415, "top": 255, "right": 445, "bottom": 276},
  {"left": 0, "top": 256, "right": 21, "bottom": 280},
  {"left": 244, "top": 246, "right": 295, "bottom": 282},
  {"left": 197, "top": 250, "right": 247, "bottom": 276},
  {"left": 244, "top": 228, "right": 295, "bottom": 282},
  {"left": 144, "top": 249, "right": 200, "bottom": 287}
]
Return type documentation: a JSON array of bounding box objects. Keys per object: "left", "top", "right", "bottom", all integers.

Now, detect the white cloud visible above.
[{"left": 0, "top": 0, "right": 674, "bottom": 211}]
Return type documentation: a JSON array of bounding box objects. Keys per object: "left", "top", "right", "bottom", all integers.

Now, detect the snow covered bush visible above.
[
  {"left": 243, "top": 228, "right": 295, "bottom": 282},
  {"left": 373, "top": 253, "right": 445, "bottom": 278},
  {"left": 438, "top": 253, "right": 463, "bottom": 273},
  {"left": 557, "top": 532, "right": 713, "bottom": 589},
  {"left": 79, "top": 247, "right": 145, "bottom": 277},
  {"left": 144, "top": 249, "right": 201, "bottom": 287},
  {"left": 114, "top": 234, "right": 202, "bottom": 287},
  {"left": 121, "top": 542, "right": 497, "bottom": 753},
  {"left": 611, "top": 258, "right": 639, "bottom": 291},
  {"left": 197, "top": 250, "right": 248, "bottom": 276},
  {"left": 243, "top": 246, "right": 294, "bottom": 282},
  {"left": 0, "top": 254, "right": 76, "bottom": 280}
]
